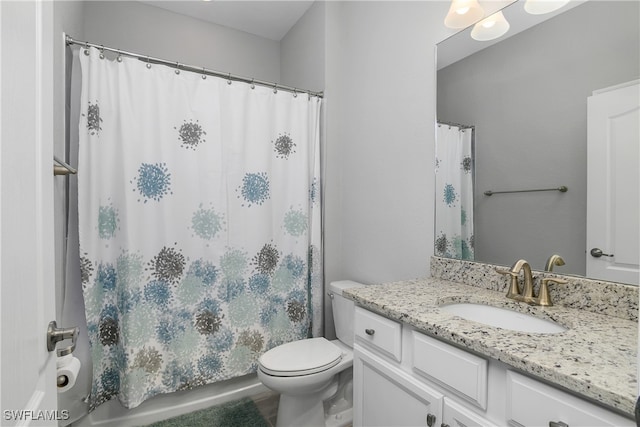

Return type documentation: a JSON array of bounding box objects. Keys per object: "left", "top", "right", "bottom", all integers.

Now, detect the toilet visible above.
[{"left": 257, "top": 280, "right": 364, "bottom": 427}]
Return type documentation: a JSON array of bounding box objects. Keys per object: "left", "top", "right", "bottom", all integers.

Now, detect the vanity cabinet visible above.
[
  {"left": 443, "top": 398, "right": 498, "bottom": 427},
  {"left": 352, "top": 306, "right": 634, "bottom": 427},
  {"left": 354, "top": 346, "right": 443, "bottom": 427},
  {"left": 506, "top": 371, "right": 634, "bottom": 427}
]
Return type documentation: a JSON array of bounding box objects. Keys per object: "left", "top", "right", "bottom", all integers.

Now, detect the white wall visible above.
[
  {"left": 83, "top": 1, "right": 281, "bottom": 83},
  {"left": 282, "top": 1, "right": 453, "bottom": 337},
  {"left": 54, "top": 3, "right": 284, "bottom": 423},
  {"left": 53, "top": 0, "right": 470, "bottom": 413},
  {"left": 324, "top": 1, "right": 450, "bottom": 286},
  {"left": 280, "top": 1, "right": 325, "bottom": 93}
]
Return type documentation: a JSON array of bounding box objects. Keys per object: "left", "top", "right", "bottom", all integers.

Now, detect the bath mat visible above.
[{"left": 145, "top": 397, "right": 270, "bottom": 427}]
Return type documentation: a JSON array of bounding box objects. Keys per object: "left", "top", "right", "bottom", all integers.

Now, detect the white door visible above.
[
  {"left": 586, "top": 80, "right": 640, "bottom": 285},
  {"left": 0, "top": 1, "right": 59, "bottom": 425}
]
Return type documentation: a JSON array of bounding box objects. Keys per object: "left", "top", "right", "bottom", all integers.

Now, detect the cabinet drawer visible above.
[
  {"left": 412, "top": 331, "right": 487, "bottom": 409},
  {"left": 354, "top": 307, "right": 402, "bottom": 362},
  {"left": 506, "top": 371, "right": 634, "bottom": 427}
]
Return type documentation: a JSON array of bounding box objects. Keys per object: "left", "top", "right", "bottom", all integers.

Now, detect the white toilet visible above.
[{"left": 257, "top": 280, "right": 364, "bottom": 427}]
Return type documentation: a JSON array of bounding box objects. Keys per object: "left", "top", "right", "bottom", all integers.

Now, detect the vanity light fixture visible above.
[
  {"left": 444, "top": 0, "right": 485, "bottom": 29},
  {"left": 471, "top": 10, "right": 510, "bottom": 41},
  {"left": 524, "top": 0, "right": 570, "bottom": 15}
]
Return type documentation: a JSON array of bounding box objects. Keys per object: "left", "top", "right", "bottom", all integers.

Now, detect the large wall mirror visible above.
[{"left": 436, "top": 0, "right": 639, "bottom": 285}]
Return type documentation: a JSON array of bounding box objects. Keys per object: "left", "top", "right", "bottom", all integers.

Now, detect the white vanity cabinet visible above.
[
  {"left": 443, "top": 398, "right": 499, "bottom": 427},
  {"left": 506, "top": 371, "right": 634, "bottom": 427},
  {"left": 352, "top": 306, "right": 635, "bottom": 427},
  {"left": 354, "top": 346, "right": 443, "bottom": 427}
]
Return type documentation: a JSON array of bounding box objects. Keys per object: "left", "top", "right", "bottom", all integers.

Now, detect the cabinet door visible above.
[
  {"left": 443, "top": 398, "right": 497, "bottom": 427},
  {"left": 507, "top": 371, "right": 634, "bottom": 427},
  {"left": 354, "top": 346, "right": 443, "bottom": 427}
]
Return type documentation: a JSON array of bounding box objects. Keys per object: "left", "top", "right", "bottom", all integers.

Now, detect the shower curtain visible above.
[
  {"left": 435, "top": 123, "right": 474, "bottom": 260},
  {"left": 77, "top": 46, "right": 323, "bottom": 410}
]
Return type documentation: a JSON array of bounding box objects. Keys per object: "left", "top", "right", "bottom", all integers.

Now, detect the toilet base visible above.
[
  {"left": 325, "top": 407, "right": 352, "bottom": 427},
  {"left": 276, "top": 393, "right": 327, "bottom": 427}
]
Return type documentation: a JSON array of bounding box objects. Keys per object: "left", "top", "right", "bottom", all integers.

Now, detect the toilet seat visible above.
[{"left": 259, "top": 337, "right": 343, "bottom": 377}]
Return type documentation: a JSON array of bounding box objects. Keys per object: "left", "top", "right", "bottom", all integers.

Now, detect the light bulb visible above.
[
  {"left": 444, "top": 0, "right": 485, "bottom": 29},
  {"left": 524, "top": 0, "right": 570, "bottom": 15},
  {"left": 471, "top": 11, "right": 510, "bottom": 41}
]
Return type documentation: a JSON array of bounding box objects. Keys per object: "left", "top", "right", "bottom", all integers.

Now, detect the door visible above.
[
  {"left": 586, "top": 80, "right": 640, "bottom": 285},
  {"left": 0, "top": 1, "right": 59, "bottom": 425}
]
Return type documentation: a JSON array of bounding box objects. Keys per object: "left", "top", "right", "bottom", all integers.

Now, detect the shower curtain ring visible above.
[
  {"left": 116, "top": 49, "right": 122, "bottom": 63},
  {"left": 83, "top": 42, "right": 90, "bottom": 56},
  {"left": 202, "top": 67, "right": 207, "bottom": 79},
  {"left": 175, "top": 62, "right": 180, "bottom": 75},
  {"left": 250, "top": 79, "right": 255, "bottom": 90},
  {"left": 293, "top": 88, "right": 298, "bottom": 98},
  {"left": 227, "top": 73, "right": 232, "bottom": 85},
  {"left": 146, "top": 56, "right": 151, "bottom": 69},
  {"left": 273, "top": 84, "right": 278, "bottom": 94},
  {"left": 99, "top": 45, "right": 105, "bottom": 59}
]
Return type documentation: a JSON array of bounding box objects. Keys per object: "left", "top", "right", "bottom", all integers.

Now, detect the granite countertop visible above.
[{"left": 344, "top": 277, "right": 638, "bottom": 417}]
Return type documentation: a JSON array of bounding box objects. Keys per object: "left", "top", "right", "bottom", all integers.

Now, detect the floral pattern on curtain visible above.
[
  {"left": 435, "top": 123, "right": 474, "bottom": 260},
  {"left": 77, "top": 47, "right": 323, "bottom": 410}
]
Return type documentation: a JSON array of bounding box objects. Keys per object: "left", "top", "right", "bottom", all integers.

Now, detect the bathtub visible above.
[{"left": 70, "top": 374, "right": 268, "bottom": 427}]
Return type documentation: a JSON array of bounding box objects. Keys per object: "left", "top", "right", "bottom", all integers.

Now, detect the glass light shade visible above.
[
  {"left": 444, "top": 0, "right": 485, "bottom": 29},
  {"left": 524, "top": 0, "right": 570, "bottom": 15},
  {"left": 470, "top": 11, "right": 510, "bottom": 41}
]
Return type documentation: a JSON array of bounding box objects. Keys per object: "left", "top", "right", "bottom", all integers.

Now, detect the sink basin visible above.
[{"left": 439, "top": 303, "right": 567, "bottom": 334}]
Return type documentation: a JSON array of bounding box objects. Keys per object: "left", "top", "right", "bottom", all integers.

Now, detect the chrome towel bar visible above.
[{"left": 484, "top": 186, "right": 567, "bottom": 196}]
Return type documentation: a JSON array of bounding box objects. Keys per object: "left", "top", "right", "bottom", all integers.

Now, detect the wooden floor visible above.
[{"left": 251, "top": 391, "right": 280, "bottom": 427}]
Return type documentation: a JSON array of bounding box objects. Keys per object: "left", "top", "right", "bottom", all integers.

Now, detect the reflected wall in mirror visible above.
[{"left": 436, "top": 0, "right": 639, "bottom": 284}]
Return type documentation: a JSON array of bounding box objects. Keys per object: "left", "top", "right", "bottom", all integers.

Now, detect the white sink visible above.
[{"left": 439, "top": 303, "right": 567, "bottom": 334}]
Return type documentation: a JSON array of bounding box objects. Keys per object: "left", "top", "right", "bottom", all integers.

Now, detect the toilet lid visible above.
[{"left": 258, "top": 337, "right": 343, "bottom": 377}]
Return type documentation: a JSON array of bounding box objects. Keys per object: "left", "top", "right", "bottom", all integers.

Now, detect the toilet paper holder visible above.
[{"left": 47, "top": 321, "right": 79, "bottom": 356}]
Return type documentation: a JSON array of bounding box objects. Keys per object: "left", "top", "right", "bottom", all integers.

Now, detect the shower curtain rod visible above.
[
  {"left": 65, "top": 35, "right": 324, "bottom": 98},
  {"left": 437, "top": 120, "right": 475, "bottom": 130}
]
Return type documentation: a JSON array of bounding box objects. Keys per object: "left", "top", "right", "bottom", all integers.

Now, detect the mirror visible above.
[{"left": 436, "top": 0, "right": 639, "bottom": 284}]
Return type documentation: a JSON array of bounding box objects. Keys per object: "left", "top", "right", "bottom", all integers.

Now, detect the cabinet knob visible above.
[
  {"left": 549, "top": 421, "right": 569, "bottom": 427},
  {"left": 365, "top": 328, "right": 375, "bottom": 336},
  {"left": 426, "top": 413, "right": 436, "bottom": 427}
]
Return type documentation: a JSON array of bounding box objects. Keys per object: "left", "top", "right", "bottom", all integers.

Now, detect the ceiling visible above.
[{"left": 139, "top": 1, "right": 315, "bottom": 41}]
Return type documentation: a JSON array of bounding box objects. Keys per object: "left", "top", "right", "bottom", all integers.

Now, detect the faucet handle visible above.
[
  {"left": 537, "top": 277, "right": 568, "bottom": 306},
  {"left": 496, "top": 268, "right": 521, "bottom": 299}
]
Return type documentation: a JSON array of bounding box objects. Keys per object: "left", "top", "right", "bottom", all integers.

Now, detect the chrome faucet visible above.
[
  {"left": 497, "top": 259, "right": 568, "bottom": 306},
  {"left": 496, "top": 259, "right": 535, "bottom": 303},
  {"left": 545, "top": 254, "right": 565, "bottom": 272}
]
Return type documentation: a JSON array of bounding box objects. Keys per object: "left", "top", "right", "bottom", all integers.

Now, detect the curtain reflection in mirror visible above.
[{"left": 435, "top": 123, "right": 474, "bottom": 261}]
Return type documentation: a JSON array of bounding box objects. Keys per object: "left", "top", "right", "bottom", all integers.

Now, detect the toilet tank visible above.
[{"left": 328, "top": 280, "right": 365, "bottom": 348}]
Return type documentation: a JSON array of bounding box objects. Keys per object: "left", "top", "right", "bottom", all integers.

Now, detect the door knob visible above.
[{"left": 590, "top": 248, "right": 614, "bottom": 258}]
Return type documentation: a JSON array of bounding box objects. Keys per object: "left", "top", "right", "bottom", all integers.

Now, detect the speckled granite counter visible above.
[{"left": 344, "top": 277, "right": 638, "bottom": 417}]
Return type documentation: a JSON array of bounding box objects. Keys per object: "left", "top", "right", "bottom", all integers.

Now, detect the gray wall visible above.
[
  {"left": 53, "top": 2, "right": 86, "bottom": 424},
  {"left": 437, "top": 1, "right": 640, "bottom": 274}
]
